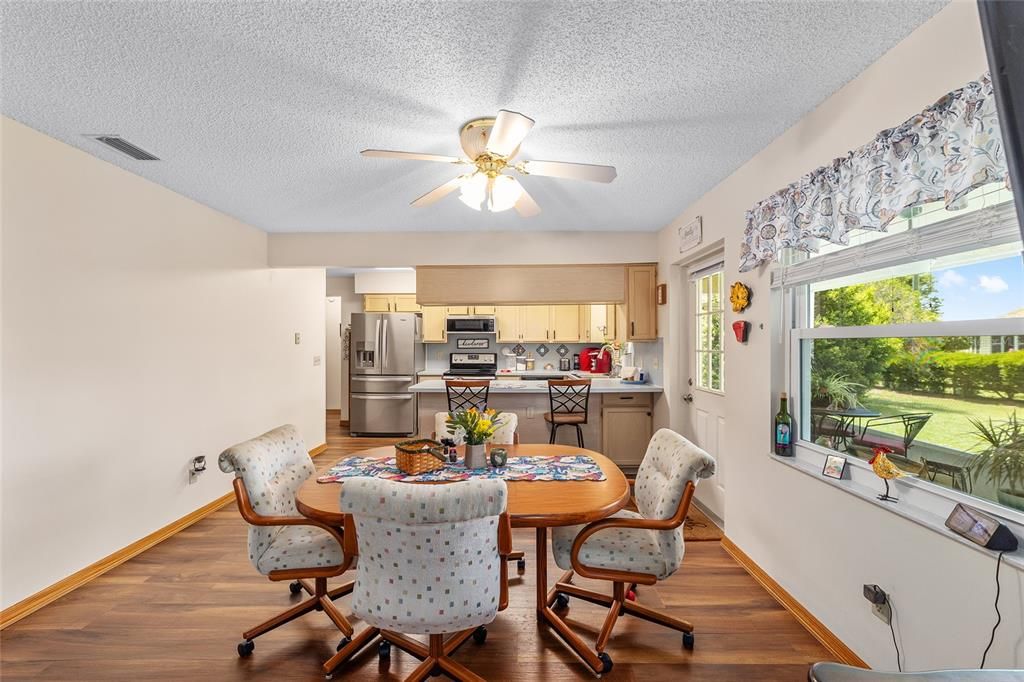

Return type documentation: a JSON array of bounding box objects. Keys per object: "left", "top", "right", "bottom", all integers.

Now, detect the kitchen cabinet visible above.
[
  {"left": 363, "top": 294, "right": 392, "bottom": 312},
  {"left": 363, "top": 294, "right": 421, "bottom": 312},
  {"left": 521, "top": 306, "right": 550, "bottom": 342},
  {"left": 602, "top": 399, "right": 653, "bottom": 466},
  {"left": 446, "top": 306, "right": 471, "bottom": 315},
  {"left": 549, "top": 305, "right": 582, "bottom": 342},
  {"left": 495, "top": 306, "right": 519, "bottom": 342},
  {"left": 473, "top": 305, "right": 496, "bottom": 315},
  {"left": 626, "top": 264, "right": 657, "bottom": 340},
  {"left": 421, "top": 306, "right": 446, "bottom": 343},
  {"left": 580, "top": 304, "right": 617, "bottom": 343}
]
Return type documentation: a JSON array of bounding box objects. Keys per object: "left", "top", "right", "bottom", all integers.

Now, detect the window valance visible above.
[{"left": 739, "top": 73, "right": 1009, "bottom": 272}]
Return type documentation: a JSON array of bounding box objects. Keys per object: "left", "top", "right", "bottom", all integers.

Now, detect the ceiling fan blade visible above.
[
  {"left": 361, "top": 149, "right": 464, "bottom": 164},
  {"left": 485, "top": 110, "right": 535, "bottom": 158},
  {"left": 410, "top": 175, "right": 465, "bottom": 207},
  {"left": 514, "top": 183, "right": 541, "bottom": 217},
  {"left": 521, "top": 159, "right": 617, "bottom": 183}
]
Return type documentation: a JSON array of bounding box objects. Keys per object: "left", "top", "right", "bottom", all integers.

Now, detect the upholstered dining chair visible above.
[
  {"left": 433, "top": 411, "right": 525, "bottom": 573},
  {"left": 218, "top": 424, "right": 357, "bottom": 658},
  {"left": 322, "top": 477, "right": 513, "bottom": 680},
  {"left": 548, "top": 428, "right": 716, "bottom": 670}
]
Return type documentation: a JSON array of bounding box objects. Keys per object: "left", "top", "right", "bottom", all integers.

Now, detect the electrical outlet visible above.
[
  {"left": 294, "top": 332, "right": 301, "bottom": 345},
  {"left": 864, "top": 584, "right": 892, "bottom": 625},
  {"left": 873, "top": 601, "right": 892, "bottom": 625},
  {"left": 652, "top": 358, "right": 660, "bottom": 369}
]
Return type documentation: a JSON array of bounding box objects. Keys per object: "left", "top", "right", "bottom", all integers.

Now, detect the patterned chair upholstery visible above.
[
  {"left": 434, "top": 411, "right": 518, "bottom": 445},
  {"left": 548, "top": 428, "right": 716, "bottom": 667},
  {"left": 218, "top": 424, "right": 355, "bottom": 659},
  {"left": 218, "top": 424, "right": 343, "bottom": 573},
  {"left": 552, "top": 428, "right": 716, "bottom": 578},
  {"left": 328, "top": 477, "right": 512, "bottom": 680}
]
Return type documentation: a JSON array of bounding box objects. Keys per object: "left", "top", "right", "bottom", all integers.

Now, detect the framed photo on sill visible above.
[{"left": 822, "top": 454, "right": 848, "bottom": 480}]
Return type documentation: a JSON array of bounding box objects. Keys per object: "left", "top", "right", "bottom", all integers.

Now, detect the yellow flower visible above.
[{"left": 479, "top": 419, "right": 492, "bottom": 430}]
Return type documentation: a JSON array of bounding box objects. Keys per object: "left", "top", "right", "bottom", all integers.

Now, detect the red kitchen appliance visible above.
[{"left": 580, "top": 347, "right": 612, "bottom": 374}]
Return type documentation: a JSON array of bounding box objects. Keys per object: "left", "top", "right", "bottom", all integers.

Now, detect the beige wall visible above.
[
  {"left": 656, "top": 1, "right": 1022, "bottom": 669},
  {"left": 269, "top": 230, "right": 658, "bottom": 267},
  {"left": 1, "top": 117, "right": 326, "bottom": 609}
]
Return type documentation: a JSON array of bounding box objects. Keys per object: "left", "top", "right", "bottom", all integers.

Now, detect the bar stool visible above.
[
  {"left": 545, "top": 379, "right": 592, "bottom": 448},
  {"left": 442, "top": 378, "right": 527, "bottom": 573},
  {"left": 445, "top": 379, "right": 490, "bottom": 412}
]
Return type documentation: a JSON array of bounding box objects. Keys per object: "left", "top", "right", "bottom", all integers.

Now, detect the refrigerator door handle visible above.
[
  {"left": 382, "top": 318, "right": 389, "bottom": 369},
  {"left": 374, "top": 319, "right": 381, "bottom": 351}
]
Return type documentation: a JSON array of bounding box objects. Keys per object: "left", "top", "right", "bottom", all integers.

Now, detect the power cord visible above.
[
  {"left": 887, "top": 596, "right": 902, "bottom": 672},
  {"left": 980, "top": 551, "right": 1006, "bottom": 669}
]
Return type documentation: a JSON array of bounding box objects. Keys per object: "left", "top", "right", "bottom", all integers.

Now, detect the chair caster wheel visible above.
[
  {"left": 237, "top": 639, "right": 254, "bottom": 658},
  {"left": 473, "top": 626, "right": 487, "bottom": 644},
  {"left": 289, "top": 580, "right": 303, "bottom": 595},
  {"left": 517, "top": 559, "right": 526, "bottom": 572},
  {"left": 683, "top": 631, "right": 695, "bottom": 650},
  {"left": 555, "top": 593, "right": 570, "bottom": 610},
  {"left": 336, "top": 636, "right": 351, "bottom": 652},
  {"left": 378, "top": 640, "right": 391, "bottom": 659},
  {"left": 598, "top": 652, "right": 613, "bottom": 674}
]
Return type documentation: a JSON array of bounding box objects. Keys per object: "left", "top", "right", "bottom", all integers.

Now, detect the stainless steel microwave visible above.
[{"left": 446, "top": 316, "right": 496, "bottom": 333}]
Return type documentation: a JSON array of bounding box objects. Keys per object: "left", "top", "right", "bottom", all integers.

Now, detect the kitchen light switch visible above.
[
  {"left": 294, "top": 332, "right": 301, "bottom": 344},
  {"left": 313, "top": 355, "right": 321, "bottom": 366}
]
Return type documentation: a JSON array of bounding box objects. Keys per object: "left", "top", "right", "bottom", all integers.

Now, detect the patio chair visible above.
[{"left": 851, "top": 413, "right": 932, "bottom": 457}]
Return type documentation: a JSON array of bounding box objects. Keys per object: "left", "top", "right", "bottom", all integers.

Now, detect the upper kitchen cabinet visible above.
[
  {"left": 626, "top": 264, "right": 657, "bottom": 340},
  {"left": 363, "top": 294, "right": 392, "bottom": 312},
  {"left": 549, "top": 305, "right": 582, "bottom": 342},
  {"left": 495, "top": 306, "right": 520, "bottom": 343},
  {"left": 580, "top": 304, "right": 617, "bottom": 343},
  {"left": 362, "top": 294, "right": 421, "bottom": 312},
  {"left": 472, "top": 305, "right": 496, "bottom": 315},
  {"left": 520, "top": 306, "right": 551, "bottom": 342},
  {"left": 445, "top": 306, "right": 471, "bottom": 315},
  {"left": 421, "top": 306, "right": 446, "bottom": 343}
]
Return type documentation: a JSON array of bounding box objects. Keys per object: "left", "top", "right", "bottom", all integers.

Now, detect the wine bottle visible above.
[{"left": 775, "top": 392, "right": 793, "bottom": 456}]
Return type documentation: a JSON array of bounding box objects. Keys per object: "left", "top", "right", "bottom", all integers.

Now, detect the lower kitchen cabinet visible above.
[{"left": 602, "top": 401, "right": 653, "bottom": 467}]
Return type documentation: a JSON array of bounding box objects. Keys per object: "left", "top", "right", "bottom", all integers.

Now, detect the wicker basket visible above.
[{"left": 394, "top": 439, "right": 447, "bottom": 475}]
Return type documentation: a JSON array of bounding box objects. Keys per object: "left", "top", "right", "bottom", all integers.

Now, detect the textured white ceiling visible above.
[{"left": 1, "top": 1, "right": 946, "bottom": 233}]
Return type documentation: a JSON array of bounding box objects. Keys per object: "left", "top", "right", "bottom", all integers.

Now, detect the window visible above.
[
  {"left": 695, "top": 269, "right": 724, "bottom": 392},
  {"left": 779, "top": 184, "right": 1024, "bottom": 514}
]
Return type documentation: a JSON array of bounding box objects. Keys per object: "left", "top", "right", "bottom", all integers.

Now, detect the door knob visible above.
[{"left": 682, "top": 393, "right": 694, "bottom": 403}]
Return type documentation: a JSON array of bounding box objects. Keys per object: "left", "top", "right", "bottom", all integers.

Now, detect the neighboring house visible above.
[{"left": 969, "top": 308, "right": 1024, "bottom": 354}]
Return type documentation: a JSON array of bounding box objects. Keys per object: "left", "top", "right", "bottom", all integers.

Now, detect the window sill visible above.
[{"left": 769, "top": 450, "right": 1024, "bottom": 572}]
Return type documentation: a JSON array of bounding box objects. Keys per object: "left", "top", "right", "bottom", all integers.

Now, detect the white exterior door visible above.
[{"left": 679, "top": 258, "right": 727, "bottom": 521}]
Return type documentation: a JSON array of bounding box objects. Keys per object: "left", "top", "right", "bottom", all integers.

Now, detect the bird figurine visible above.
[{"left": 868, "top": 447, "right": 906, "bottom": 502}]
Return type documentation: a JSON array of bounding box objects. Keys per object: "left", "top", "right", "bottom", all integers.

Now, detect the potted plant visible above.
[
  {"left": 447, "top": 407, "right": 502, "bottom": 469},
  {"left": 810, "top": 372, "right": 864, "bottom": 409},
  {"left": 970, "top": 412, "right": 1024, "bottom": 512}
]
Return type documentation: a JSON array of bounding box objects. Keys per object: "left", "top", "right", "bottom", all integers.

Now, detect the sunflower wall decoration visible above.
[{"left": 729, "top": 281, "right": 752, "bottom": 313}]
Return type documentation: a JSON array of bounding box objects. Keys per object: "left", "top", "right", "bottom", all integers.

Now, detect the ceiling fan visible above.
[{"left": 361, "top": 110, "right": 616, "bottom": 217}]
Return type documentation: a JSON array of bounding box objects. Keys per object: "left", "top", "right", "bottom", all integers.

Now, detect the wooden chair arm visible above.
[
  {"left": 232, "top": 478, "right": 348, "bottom": 555},
  {"left": 498, "top": 511, "right": 512, "bottom": 611},
  {"left": 569, "top": 481, "right": 695, "bottom": 586}
]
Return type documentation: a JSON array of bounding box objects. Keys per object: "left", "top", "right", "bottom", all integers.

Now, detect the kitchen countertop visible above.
[
  {"left": 410, "top": 378, "right": 662, "bottom": 394},
  {"left": 419, "top": 370, "right": 614, "bottom": 378}
]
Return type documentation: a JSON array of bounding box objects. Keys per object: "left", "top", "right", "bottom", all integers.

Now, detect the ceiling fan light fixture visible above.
[
  {"left": 488, "top": 174, "right": 523, "bottom": 213},
  {"left": 458, "top": 172, "right": 487, "bottom": 211}
]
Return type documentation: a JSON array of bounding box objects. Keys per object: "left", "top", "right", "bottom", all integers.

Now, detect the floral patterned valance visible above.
[{"left": 739, "top": 73, "right": 1008, "bottom": 272}]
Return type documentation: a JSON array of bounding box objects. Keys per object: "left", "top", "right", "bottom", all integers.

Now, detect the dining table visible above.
[{"left": 295, "top": 442, "right": 631, "bottom": 675}]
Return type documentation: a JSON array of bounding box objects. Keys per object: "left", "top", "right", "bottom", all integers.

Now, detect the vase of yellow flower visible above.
[{"left": 447, "top": 407, "right": 502, "bottom": 469}]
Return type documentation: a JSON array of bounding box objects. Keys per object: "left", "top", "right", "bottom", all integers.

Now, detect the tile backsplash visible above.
[{"left": 423, "top": 336, "right": 663, "bottom": 384}]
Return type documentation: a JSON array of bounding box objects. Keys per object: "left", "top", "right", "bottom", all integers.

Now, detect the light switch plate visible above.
[
  {"left": 294, "top": 332, "right": 301, "bottom": 344},
  {"left": 313, "top": 355, "right": 321, "bottom": 366}
]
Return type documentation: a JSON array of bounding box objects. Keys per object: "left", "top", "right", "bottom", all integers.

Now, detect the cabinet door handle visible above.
[{"left": 631, "top": 321, "right": 635, "bottom": 336}]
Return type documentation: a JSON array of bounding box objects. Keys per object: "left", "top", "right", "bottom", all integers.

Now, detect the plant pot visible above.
[
  {"left": 997, "top": 488, "right": 1024, "bottom": 512},
  {"left": 465, "top": 443, "right": 488, "bottom": 469}
]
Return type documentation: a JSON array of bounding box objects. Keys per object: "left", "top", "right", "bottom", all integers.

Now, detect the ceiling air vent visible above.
[{"left": 86, "top": 135, "right": 160, "bottom": 160}]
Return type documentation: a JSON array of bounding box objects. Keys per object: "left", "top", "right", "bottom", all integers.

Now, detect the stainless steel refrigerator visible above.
[{"left": 349, "top": 312, "right": 424, "bottom": 436}]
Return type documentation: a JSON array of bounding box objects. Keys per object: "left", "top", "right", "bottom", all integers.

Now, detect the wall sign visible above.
[
  {"left": 456, "top": 338, "right": 490, "bottom": 349},
  {"left": 678, "top": 216, "right": 703, "bottom": 253}
]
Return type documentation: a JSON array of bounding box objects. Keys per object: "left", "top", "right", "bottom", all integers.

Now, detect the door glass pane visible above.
[
  {"left": 711, "top": 352, "right": 722, "bottom": 391},
  {"left": 710, "top": 272, "right": 722, "bottom": 311},
  {"left": 710, "top": 312, "right": 722, "bottom": 351}
]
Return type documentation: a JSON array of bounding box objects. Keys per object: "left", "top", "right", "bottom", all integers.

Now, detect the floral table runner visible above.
[{"left": 317, "top": 454, "right": 606, "bottom": 483}]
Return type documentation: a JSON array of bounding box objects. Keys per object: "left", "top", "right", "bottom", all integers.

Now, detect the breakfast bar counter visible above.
[{"left": 411, "top": 379, "right": 662, "bottom": 458}]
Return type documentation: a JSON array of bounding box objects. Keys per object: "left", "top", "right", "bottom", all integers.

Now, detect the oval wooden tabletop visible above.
[{"left": 296, "top": 444, "right": 630, "bottom": 529}]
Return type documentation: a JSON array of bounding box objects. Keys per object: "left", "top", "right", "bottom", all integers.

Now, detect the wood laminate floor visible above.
[{"left": 0, "top": 412, "right": 831, "bottom": 680}]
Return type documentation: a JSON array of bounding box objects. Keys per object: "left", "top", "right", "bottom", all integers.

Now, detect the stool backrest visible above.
[
  {"left": 547, "top": 379, "right": 591, "bottom": 417},
  {"left": 446, "top": 380, "right": 490, "bottom": 413}
]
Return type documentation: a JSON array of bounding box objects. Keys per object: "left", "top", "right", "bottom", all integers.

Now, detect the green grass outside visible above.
[{"left": 859, "top": 388, "right": 1022, "bottom": 453}]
